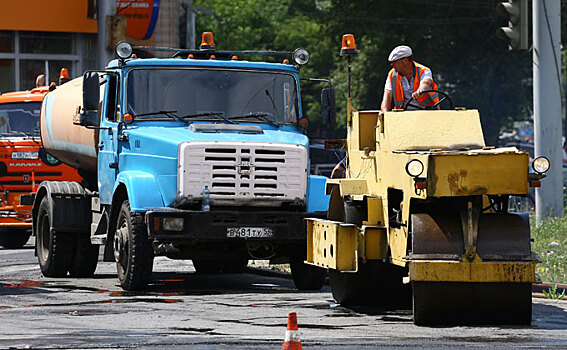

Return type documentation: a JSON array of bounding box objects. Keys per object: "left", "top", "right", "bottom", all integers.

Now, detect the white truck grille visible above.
[{"left": 178, "top": 141, "right": 307, "bottom": 207}]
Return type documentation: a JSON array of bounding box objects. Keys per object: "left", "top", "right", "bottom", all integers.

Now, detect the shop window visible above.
[
  {"left": 20, "top": 60, "right": 73, "bottom": 90},
  {"left": 20, "top": 60, "right": 44, "bottom": 91},
  {"left": 0, "top": 31, "right": 14, "bottom": 53},
  {"left": 0, "top": 60, "right": 14, "bottom": 92},
  {"left": 19, "top": 32, "right": 74, "bottom": 55}
]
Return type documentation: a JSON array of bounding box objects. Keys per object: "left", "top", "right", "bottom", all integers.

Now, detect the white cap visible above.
[{"left": 388, "top": 45, "right": 413, "bottom": 62}]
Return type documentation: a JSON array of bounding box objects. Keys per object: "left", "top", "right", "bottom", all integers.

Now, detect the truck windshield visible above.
[
  {"left": 127, "top": 68, "right": 300, "bottom": 124},
  {"left": 0, "top": 102, "right": 40, "bottom": 137}
]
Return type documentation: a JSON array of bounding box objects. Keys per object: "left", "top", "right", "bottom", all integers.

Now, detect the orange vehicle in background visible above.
[{"left": 0, "top": 86, "right": 82, "bottom": 248}]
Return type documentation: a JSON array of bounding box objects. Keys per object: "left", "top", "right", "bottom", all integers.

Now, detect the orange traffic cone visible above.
[{"left": 282, "top": 312, "right": 302, "bottom": 350}]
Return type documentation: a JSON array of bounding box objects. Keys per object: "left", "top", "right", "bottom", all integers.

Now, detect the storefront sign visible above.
[{"left": 116, "top": 0, "right": 161, "bottom": 40}]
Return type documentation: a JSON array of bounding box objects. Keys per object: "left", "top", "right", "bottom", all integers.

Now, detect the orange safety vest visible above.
[{"left": 388, "top": 62, "right": 439, "bottom": 110}]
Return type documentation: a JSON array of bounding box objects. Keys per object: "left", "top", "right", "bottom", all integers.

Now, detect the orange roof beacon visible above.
[{"left": 0, "top": 87, "right": 82, "bottom": 248}]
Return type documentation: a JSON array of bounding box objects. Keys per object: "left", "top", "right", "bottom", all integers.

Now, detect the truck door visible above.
[{"left": 97, "top": 74, "right": 120, "bottom": 205}]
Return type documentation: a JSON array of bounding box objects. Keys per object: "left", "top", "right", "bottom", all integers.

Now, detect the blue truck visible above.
[{"left": 33, "top": 34, "right": 331, "bottom": 291}]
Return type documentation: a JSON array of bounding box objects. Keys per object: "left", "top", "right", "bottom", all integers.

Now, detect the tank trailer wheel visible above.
[
  {"left": 114, "top": 200, "right": 154, "bottom": 290},
  {"left": 68, "top": 235, "right": 99, "bottom": 277},
  {"left": 403, "top": 89, "right": 454, "bottom": 110},
  {"left": 35, "top": 196, "right": 73, "bottom": 277},
  {"left": 0, "top": 229, "right": 32, "bottom": 249}
]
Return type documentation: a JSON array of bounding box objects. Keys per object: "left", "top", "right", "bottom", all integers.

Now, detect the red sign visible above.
[{"left": 116, "top": 0, "right": 161, "bottom": 40}]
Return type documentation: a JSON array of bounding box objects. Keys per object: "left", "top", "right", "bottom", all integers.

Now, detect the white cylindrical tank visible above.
[{"left": 40, "top": 77, "right": 99, "bottom": 173}]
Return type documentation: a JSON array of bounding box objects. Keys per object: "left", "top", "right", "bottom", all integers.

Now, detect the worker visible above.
[{"left": 380, "top": 45, "right": 439, "bottom": 112}]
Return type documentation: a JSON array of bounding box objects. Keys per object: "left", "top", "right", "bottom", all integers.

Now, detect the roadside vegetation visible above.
[{"left": 532, "top": 212, "right": 567, "bottom": 285}]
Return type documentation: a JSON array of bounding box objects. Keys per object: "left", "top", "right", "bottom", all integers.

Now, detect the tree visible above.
[{"left": 324, "top": 0, "right": 532, "bottom": 144}]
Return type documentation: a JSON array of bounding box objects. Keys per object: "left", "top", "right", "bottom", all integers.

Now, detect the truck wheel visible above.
[
  {"left": 68, "top": 236, "right": 99, "bottom": 277},
  {"left": 35, "top": 196, "right": 73, "bottom": 277},
  {"left": 114, "top": 200, "right": 154, "bottom": 290},
  {"left": 0, "top": 230, "right": 31, "bottom": 249},
  {"left": 222, "top": 258, "right": 248, "bottom": 274},
  {"left": 290, "top": 254, "right": 326, "bottom": 290},
  {"left": 192, "top": 259, "right": 223, "bottom": 274}
]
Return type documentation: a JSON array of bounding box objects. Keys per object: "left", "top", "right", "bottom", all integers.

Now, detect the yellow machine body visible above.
[{"left": 306, "top": 107, "right": 536, "bottom": 285}]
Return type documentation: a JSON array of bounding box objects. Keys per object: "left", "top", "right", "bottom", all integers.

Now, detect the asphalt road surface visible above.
[{"left": 1, "top": 239, "right": 567, "bottom": 349}]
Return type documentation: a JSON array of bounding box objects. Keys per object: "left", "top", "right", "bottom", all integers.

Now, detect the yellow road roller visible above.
[{"left": 306, "top": 35, "right": 548, "bottom": 326}]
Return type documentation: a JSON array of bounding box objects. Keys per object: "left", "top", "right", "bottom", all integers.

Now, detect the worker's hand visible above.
[{"left": 411, "top": 88, "right": 423, "bottom": 99}]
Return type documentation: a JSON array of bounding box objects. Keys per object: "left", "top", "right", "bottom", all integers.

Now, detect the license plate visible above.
[{"left": 227, "top": 227, "right": 274, "bottom": 238}]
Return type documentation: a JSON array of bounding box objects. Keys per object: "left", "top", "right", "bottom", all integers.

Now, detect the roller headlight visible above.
[
  {"left": 162, "top": 217, "right": 184, "bottom": 232},
  {"left": 532, "top": 156, "right": 550, "bottom": 174},
  {"left": 115, "top": 41, "right": 133, "bottom": 60},
  {"left": 405, "top": 159, "right": 424, "bottom": 177},
  {"left": 292, "top": 48, "right": 310, "bottom": 66}
]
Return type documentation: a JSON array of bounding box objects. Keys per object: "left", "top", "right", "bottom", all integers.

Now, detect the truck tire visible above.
[
  {"left": 0, "top": 230, "right": 31, "bottom": 249},
  {"left": 35, "top": 196, "right": 73, "bottom": 277},
  {"left": 192, "top": 259, "right": 223, "bottom": 274},
  {"left": 290, "top": 253, "right": 326, "bottom": 290},
  {"left": 68, "top": 235, "right": 99, "bottom": 277},
  {"left": 222, "top": 258, "right": 248, "bottom": 274},
  {"left": 115, "top": 200, "right": 154, "bottom": 290}
]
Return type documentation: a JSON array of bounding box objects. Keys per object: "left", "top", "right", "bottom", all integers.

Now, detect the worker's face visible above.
[{"left": 391, "top": 57, "right": 411, "bottom": 74}]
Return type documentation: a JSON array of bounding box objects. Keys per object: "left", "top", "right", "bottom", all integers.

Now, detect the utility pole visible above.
[
  {"left": 533, "top": 0, "right": 562, "bottom": 222},
  {"left": 186, "top": 0, "right": 195, "bottom": 49},
  {"left": 98, "top": 0, "right": 117, "bottom": 69}
]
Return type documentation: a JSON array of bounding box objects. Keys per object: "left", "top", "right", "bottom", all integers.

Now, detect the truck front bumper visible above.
[{"left": 146, "top": 208, "right": 325, "bottom": 241}]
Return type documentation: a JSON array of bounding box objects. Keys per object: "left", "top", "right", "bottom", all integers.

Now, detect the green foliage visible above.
[
  {"left": 531, "top": 214, "right": 567, "bottom": 284},
  {"left": 192, "top": 0, "right": 536, "bottom": 143},
  {"left": 542, "top": 283, "right": 566, "bottom": 300}
]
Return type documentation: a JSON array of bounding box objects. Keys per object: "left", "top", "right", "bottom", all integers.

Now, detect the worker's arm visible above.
[
  {"left": 381, "top": 89, "right": 393, "bottom": 112},
  {"left": 411, "top": 77, "right": 433, "bottom": 99},
  {"left": 330, "top": 163, "right": 345, "bottom": 179}
]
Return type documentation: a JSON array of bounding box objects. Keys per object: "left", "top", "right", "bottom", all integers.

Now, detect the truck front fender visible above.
[
  {"left": 307, "top": 175, "right": 330, "bottom": 213},
  {"left": 115, "top": 171, "right": 165, "bottom": 212}
]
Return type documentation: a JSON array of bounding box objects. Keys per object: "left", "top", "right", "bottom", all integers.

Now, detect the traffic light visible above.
[{"left": 496, "top": 0, "right": 529, "bottom": 50}]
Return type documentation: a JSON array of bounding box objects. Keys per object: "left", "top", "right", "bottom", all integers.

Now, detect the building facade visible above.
[
  {"left": 0, "top": 1, "right": 97, "bottom": 91},
  {"left": 0, "top": 0, "right": 189, "bottom": 92}
]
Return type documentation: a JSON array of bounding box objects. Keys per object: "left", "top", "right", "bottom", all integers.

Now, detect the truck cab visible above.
[
  {"left": 35, "top": 36, "right": 331, "bottom": 290},
  {"left": 0, "top": 87, "right": 81, "bottom": 249}
]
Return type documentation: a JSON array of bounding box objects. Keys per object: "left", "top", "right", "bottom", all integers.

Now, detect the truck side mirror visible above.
[
  {"left": 80, "top": 71, "right": 100, "bottom": 127},
  {"left": 321, "top": 87, "right": 336, "bottom": 126}
]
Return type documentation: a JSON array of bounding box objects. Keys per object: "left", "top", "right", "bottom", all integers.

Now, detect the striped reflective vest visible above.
[{"left": 388, "top": 62, "right": 439, "bottom": 109}]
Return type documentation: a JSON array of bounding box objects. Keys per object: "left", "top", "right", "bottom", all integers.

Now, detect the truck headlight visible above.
[
  {"left": 115, "top": 41, "right": 133, "bottom": 59},
  {"left": 532, "top": 156, "right": 550, "bottom": 174},
  {"left": 405, "top": 159, "right": 424, "bottom": 177},
  {"left": 12, "top": 151, "right": 39, "bottom": 159},
  {"left": 162, "top": 217, "right": 184, "bottom": 232},
  {"left": 292, "top": 48, "right": 310, "bottom": 66}
]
